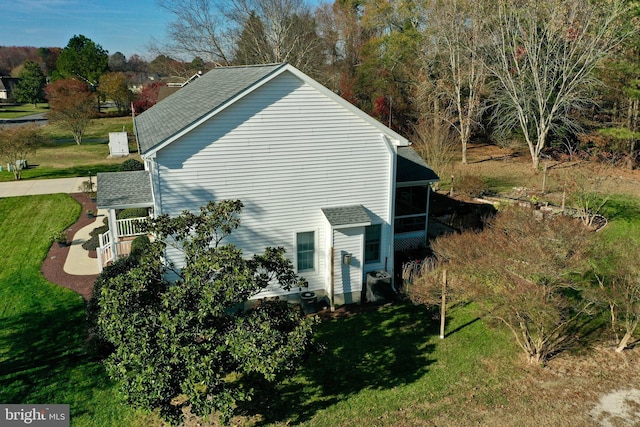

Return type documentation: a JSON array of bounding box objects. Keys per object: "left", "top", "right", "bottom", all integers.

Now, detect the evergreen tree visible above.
[{"left": 14, "top": 60, "right": 46, "bottom": 107}]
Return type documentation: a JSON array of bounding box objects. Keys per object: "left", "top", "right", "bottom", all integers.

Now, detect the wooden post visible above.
[
  {"left": 440, "top": 269, "right": 447, "bottom": 339},
  {"left": 330, "top": 246, "right": 335, "bottom": 312},
  {"left": 542, "top": 163, "right": 548, "bottom": 194}
]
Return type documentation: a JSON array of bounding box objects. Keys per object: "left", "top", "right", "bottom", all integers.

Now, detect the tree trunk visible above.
[{"left": 615, "top": 330, "right": 633, "bottom": 353}]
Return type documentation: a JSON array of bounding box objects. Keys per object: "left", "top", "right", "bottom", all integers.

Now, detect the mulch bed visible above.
[{"left": 41, "top": 193, "right": 99, "bottom": 301}]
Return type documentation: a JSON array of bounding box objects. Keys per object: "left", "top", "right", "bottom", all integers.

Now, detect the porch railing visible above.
[
  {"left": 116, "top": 217, "right": 147, "bottom": 237},
  {"left": 97, "top": 216, "right": 148, "bottom": 272}
]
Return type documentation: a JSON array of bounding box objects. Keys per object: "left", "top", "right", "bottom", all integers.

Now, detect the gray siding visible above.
[{"left": 153, "top": 72, "right": 393, "bottom": 298}]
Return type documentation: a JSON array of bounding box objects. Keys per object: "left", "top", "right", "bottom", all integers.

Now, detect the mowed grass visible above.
[
  {"left": 255, "top": 303, "right": 518, "bottom": 427},
  {"left": 0, "top": 103, "right": 49, "bottom": 118},
  {"left": 0, "top": 195, "right": 153, "bottom": 426},
  {"left": 0, "top": 116, "right": 139, "bottom": 182}
]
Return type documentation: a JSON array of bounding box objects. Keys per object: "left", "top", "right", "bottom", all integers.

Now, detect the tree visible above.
[
  {"left": 432, "top": 207, "right": 595, "bottom": 363},
  {"left": 96, "top": 200, "right": 314, "bottom": 425},
  {"left": 132, "top": 81, "right": 167, "bottom": 114},
  {"left": 45, "top": 79, "right": 96, "bottom": 145},
  {"left": 108, "top": 51, "right": 127, "bottom": 72},
  {"left": 421, "top": 0, "right": 488, "bottom": 165},
  {"left": 56, "top": 34, "right": 109, "bottom": 87},
  {"left": 157, "top": 0, "right": 234, "bottom": 65},
  {"left": 481, "top": 0, "right": 630, "bottom": 169},
  {"left": 0, "top": 124, "right": 43, "bottom": 180},
  {"left": 99, "top": 72, "right": 132, "bottom": 115},
  {"left": 591, "top": 237, "right": 640, "bottom": 353},
  {"left": 13, "top": 60, "right": 46, "bottom": 107}
]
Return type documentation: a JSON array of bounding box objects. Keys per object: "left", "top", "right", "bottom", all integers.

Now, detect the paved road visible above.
[{"left": 0, "top": 177, "right": 90, "bottom": 197}]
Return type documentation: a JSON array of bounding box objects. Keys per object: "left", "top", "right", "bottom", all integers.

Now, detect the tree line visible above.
[{"left": 3, "top": 0, "right": 640, "bottom": 172}]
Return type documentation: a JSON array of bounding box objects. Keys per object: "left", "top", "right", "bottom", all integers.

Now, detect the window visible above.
[
  {"left": 296, "top": 231, "right": 315, "bottom": 272},
  {"left": 365, "top": 224, "right": 382, "bottom": 264}
]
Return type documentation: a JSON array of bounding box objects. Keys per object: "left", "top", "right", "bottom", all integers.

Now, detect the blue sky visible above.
[{"left": 1, "top": 0, "right": 174, "bottom": 59}]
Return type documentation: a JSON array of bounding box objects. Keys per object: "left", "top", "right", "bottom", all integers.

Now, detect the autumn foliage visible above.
[{"left": 45, "top": 79, "right": 96, "bottom": 145}]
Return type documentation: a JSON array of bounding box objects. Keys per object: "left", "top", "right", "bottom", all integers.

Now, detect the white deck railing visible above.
[{"left": 116, "top": 217, "right": 147, "bottom": 237}]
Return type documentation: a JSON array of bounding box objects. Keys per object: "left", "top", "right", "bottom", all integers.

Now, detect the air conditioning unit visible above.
[{"left": 366, "top": 270, "right": 393, "bottom": 303}]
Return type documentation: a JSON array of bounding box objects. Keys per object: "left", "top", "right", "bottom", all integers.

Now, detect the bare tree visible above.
[
  {"left": 157, "top": 0, "right": 234, "bottom": 65},
  {"left": 482, "top": 0, "right": 630, "bottom": 169},
  {"left": 592, "top": 238, "right": 640, "bottom": 353},
  {"left": 156, "top": 0, "right": 324, "bottom": 76},
  {"left": 422, "top": 0, "right": 488, "bottom": 165},
  {"left": 0, "top": 124, "right": 43, "bottom": 180}
]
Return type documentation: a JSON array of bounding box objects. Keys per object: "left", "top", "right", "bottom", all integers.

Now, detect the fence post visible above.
[{"left": 440, "top": 269, "right": 447, "bottom": 339}]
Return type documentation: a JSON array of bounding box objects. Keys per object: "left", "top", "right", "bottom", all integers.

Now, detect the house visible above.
[
  {"left": 0, "top": 76, "right": 20, "bottom": 101},
  {"left": 97, "top": 63, "right": 438, "bottom": 307}
]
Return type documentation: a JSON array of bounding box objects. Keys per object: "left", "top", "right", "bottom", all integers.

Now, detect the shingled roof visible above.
[
  {"left": 97, "top": 170, "right": 153, "bottom": 209},
  {"left": 134, "top": 63, "right": 286, "bottom": 155},
  {"left": 396, "top": 147, "right": 440, "bottom": 183},
  {"left": 321, "top": 205, "right": 372, "bottom": 228}
]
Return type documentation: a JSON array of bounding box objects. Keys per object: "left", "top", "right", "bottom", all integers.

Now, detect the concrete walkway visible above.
[
  {"left": 64, "top": 209, "right": 107, "bottom": 276},
  {"left": 0, "top": 177, "right": 90, "bottom": 197},
  {"left": 0, "top": 177, "right": 101, "bottom": 276}
]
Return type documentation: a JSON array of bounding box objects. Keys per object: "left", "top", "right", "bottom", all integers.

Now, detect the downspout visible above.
[{"left": 381, "top": 135, "right": 398, "bottom": 281}]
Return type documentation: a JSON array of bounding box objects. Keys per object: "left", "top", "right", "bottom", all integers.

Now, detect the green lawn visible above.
[
  {"left": 0, "top": 116, "right": 139, "bottom": 182},
  {"left": 0, "top": 103, "right": 49, "bottom": 118},
  {"left": 0, "top": 195, "right": 153, "bottom": 426}
]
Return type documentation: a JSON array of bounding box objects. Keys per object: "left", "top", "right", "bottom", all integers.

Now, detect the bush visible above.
[
  {"left": 119, "top": 158, "right": 144, "bottom": 171},
  {"left": 453, "top": 174, "right": 486, "bottom": 199},
  {"left": 116, "top": 207, "right": 148, "bottom": 220},
  {"left": 82, "top": 224, "right": 109, "bottom": 251},
  {"left": 130, "top": 234, "right": 151, "bottom": 260}
]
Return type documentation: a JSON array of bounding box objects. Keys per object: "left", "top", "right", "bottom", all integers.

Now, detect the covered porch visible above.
[{"left": 96, "top": 170, "right": 154, "bottom": 271}]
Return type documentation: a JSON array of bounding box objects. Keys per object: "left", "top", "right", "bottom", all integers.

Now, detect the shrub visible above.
[
  {"left": 82, "top": 224, "right": 109, "bottom": 251},
  {"left": 130, "top": 234, "right": 151, "bottom": 260},
  {"left": 119, "top": 158, "right": 144, "bottom": 171},
  {"left": 454, "top": 174, "right": 486, "bottom": 199},
  {"left": 116, "top": 207, "right": 148, "bottom": 220}
]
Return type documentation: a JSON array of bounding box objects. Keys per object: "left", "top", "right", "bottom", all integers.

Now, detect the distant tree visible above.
[
  {"left": 432, "top": 207, "right": 595, "bottom": 364},
  {"left": 38, "top": 47, "right": 61, "bottom": 75},
  {"left": 14, "top": 60, "right": 47, "bottom": 107},
  {"left": 108, "top": 52, "right": 127, "bottom": 72},
  {"left": 99, "top": 72, "right": 132, "bottom": 114},
  {"left": 96, "top": 200, "right": 314, "bottom": 425},
  {"left": 126, "top": 54, "right": 148, "bottom": 73},
  {"left": 132, "top": 81, "right": 167, "bottom": 114},
  {"left": 0, "top": 124, "right": 43, "bottom": 180},
  {"left": 45, "top": 79, "right": 96, "bottom": 145},
  {"left": 56, "top": 34, "right": 109, "bottom": 87}
]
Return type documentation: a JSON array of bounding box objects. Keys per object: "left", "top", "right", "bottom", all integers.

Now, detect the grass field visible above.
[{"left": 0, "top": 116, "right": 138, "bottom": 182}]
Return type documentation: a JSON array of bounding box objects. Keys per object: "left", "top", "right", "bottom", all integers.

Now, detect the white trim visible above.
[{"left": 294, "top": 229, "right": 318, "bottom": 274}]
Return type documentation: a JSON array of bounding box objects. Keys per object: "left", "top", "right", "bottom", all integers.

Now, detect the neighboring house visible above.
[
  {"left": 97, "top": 63, "right": 438, "bottom": 306},
  {"left": 0, "top": 76, "right": 20, "bottom": 101}
]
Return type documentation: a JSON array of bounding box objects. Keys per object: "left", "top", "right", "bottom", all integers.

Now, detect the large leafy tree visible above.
[
  {"left": 96, "top": 200, "right": 314, "bottom": 425},
  {"left": 0, "top": 124, "right": 43, "bottom": 180},
  {"left": 13, "top": 60, "right": 47, "bottom": 107},
  {"left": 56, "top": 34, "right": 109, "bottom": 87},
  {"left": 45, "top": 79, "right": 96, "bottom": 145}
]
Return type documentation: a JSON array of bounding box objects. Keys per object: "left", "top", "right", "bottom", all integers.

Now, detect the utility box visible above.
[
  {"left": 300, "top": 291, "right": 318, "bottom": 315},
  {"left": 108, "top": 132, "right": 129, "bottom": 157},
  {"left": 366, "top": 270, "right": 393, "bottom": 303}
]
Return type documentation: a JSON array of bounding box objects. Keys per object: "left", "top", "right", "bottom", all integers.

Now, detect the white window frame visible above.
[{"left": 295, "top": 230, "right": 317, "bottom": 273}]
